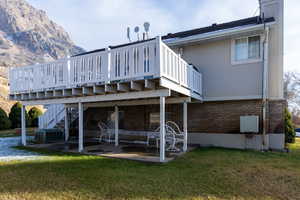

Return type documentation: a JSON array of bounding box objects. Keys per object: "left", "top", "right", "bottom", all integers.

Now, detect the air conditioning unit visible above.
[{"left": 240, "top": 115, "right": 259, "bottom": 133}]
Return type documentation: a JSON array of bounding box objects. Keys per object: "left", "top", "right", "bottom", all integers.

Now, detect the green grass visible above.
[
  {"left": 0, "top": 128, "right": 36, "bottom": 137},
  {"left": 0, "top": 139, "right": 300, "bottom": 200}
]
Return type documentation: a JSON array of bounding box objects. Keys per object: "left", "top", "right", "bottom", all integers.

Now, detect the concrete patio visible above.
[{"left": 27, "top": 139, "right": 196, "bottom": 163}]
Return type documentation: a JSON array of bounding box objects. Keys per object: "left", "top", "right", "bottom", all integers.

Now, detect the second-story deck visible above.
[{"left": 9, "top": 37, "right": 202, "bottom": 104}]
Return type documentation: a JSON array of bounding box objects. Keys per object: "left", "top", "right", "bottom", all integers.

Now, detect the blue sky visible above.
[{"left": 27, "top": 0, "right": 299, "bottom": 72}]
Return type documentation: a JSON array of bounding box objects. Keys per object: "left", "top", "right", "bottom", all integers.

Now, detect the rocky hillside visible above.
[{"left": 0, "top": 0, "right": 85, "bottom": 113}]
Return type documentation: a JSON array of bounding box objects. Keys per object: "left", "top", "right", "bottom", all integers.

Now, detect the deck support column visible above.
[
  {"left": 64, "top": 106, "right": 69, "bottom": 142},
  {"left": 115, "top": 105, "right": 119, "bottom": 146},
  {"left": 78, "top": 102, "right": 84, "bottom": 152},
  {"left": 160, "top": 96, "right": 165, "bottom": 162},
  {"left": 21, "top": 105, "right": 27, "bottom": 146},
  {"left": 183, "top": 101, "right": 188, "bottom": 152}
]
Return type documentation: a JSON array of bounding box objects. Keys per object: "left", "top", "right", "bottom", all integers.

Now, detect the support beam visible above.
[
  {"left": 78, "top": 102, "right": 84, "bottom": 152},
  {"left": 115, "top": 105, "right": 119, "bottom": 146},
  {"left": 21, "top": 105, "right": 27, "bottom": 146},
  {"left": 117, "top": 83, "right": 129, "bottom": 92},
  {"left": 63, "top": 89, "right": 72, "bottom": 97},
  {"left": 145, "top": 80, "right": 155, "bottom": 90},
  {"left": 54, "top": 90, "right": 63, "bottom": 97},
  {"left": 37, "top": 92, "right": 45, "bottom": 99},
  {"left": 160, "top": 96, "right": 165, "bottom": 162},
  {"left": 93, "top": 85, "right": 105, "bottom": 94},
  {"left": 83, "top": 87, "right": 93, "bottom": 95},
  {"left": 130, "top": 81, "right": 142, "bottom": 91},
  {"left": 29, "top": 93, "right": 37, "bottom": 99},
  {"left": 105, "top": 84, "right": 117, "bottom": 93},
  {"left": 64, "top": 106, "right": 69, "bottom": 142},
  {"left": 23, "top": 89, "right": 171, "bottom": 106},
  {"left": 183, "top": 101, "right": 188, "bottom": 152},
  {"left": 45, "top": 91, "right": 53, "bottom": 98},
  {"left": 21, "top": 93, "right": 29, "bottom": 100},
  {"left": 72, "top": 88, "right": 82, "bottom": 96}
]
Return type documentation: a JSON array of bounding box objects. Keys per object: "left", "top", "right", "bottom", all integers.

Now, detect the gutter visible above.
[{"left": 262, "top": 26, "right": 270, "bottom": 150}]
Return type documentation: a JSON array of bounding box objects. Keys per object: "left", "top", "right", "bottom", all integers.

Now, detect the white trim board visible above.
[
  {"left": 203, "top": 95, "right": 262, "bottom": 102},
  {"left": 22, "top": 89, "right": 171, "bottom": 106},
  {"left": 67, "top": 97, "right": 191, "bottom": 108},
  {"left": 164, "top": 22, "right": 276, "bottom": 47}
]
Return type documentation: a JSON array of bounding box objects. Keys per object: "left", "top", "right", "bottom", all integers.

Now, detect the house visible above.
[{"left": 8, "top": 0, "right": 285, "bottom": 162}]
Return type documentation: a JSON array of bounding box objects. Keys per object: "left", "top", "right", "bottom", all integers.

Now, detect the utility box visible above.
[{"left": 240, "top": 116, "right": 259, "bottom": 133}]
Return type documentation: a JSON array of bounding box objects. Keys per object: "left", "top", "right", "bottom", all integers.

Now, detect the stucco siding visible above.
[{"left": 179, "top": 39, "right": 263, "bottom": 100}]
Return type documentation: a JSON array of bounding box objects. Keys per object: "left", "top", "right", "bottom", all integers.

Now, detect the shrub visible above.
[
  {"left": 9, "top": 102, "right": 29, "bottom": 128},
  {"left": 28, "top": 107, "right": 42, "bottom": 127},
  {"left": 285, "top": 108, "right": 296, "bottom": 143},
  {"left": 0, "top": 107, "right": 11, "bottom": 130}
]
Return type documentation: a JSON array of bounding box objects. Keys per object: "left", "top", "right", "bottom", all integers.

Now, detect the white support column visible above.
[
  {"left": 64, "top": 106, "right": 69, "bottom": 142},
  {"left": 78, "top": 102, "right": 84, "bottom": 152},
  {"left": 21, "top": 105, "right": 27, "bottom": 146},
  {"left": 115, "top": 105, "right": 119, "bottom": 146},
  {"left": 183, "top": 101, "right": 188, "bottom": 152},
  {"left": 160, "top": 96, "right": 165, "bottom": 162}
]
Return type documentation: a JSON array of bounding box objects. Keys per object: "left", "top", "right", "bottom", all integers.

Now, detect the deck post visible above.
[
  {"left": 21, "top": 105, "right": 27, "bottom": 146},
  {"left": 78, "top": 102, "right": 84, "bottom": 152},
  {"left": 115, "top": 105, "right": 119, "bottom": 146},
  {"left": 183, "top": 101, "right": 188, "bottom": 152},
  {"left": 64, "top": 106, "right": 69, "bottom": 142},
  {"left": 160, "top": 96, "right": 165, "bottom": 162}
]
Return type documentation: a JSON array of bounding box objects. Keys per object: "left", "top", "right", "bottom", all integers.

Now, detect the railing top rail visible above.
[{"left": 110, "top": 38, "right": 156, "bottom": 50}]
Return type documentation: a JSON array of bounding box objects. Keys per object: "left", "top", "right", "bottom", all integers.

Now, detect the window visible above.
[{"left": 232, "top": 35, "right": 261, "bottom": 64}]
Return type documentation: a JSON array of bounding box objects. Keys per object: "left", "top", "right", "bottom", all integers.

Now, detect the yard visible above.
[
  {"left": 0, "top": 128, "right": 36, "bottom": 138},
  {"left": 0, "top": 139, "right": 299, "bottom": 200}
]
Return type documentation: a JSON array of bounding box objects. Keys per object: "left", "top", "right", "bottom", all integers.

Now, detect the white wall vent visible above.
[{"left": 240, "top": 116, "right": 259, "bottom": 133}]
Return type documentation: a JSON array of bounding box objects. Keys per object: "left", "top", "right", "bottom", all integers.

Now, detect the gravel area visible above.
[{"left": 0, "top": 137, "right": 43, "bottom": 162}]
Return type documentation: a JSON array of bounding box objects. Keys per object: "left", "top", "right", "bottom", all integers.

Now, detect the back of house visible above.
[{"left": 8, "top": 0, "right": 285, "bottom": 157}]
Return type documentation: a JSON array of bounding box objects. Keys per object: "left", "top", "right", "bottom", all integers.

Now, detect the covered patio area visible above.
[{"left": 20, "top": 90, "right": 193, "bottom": 163}]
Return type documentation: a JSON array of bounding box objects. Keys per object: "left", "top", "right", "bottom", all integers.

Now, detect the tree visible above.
[
  {"left": 28, "top": 107, "right": 42, "bottom": 127},
  {"left": 284, "top": 108, "right": 296, "bottom": 143},
  {"left": 0, "top": 107, "right": 11, "bottom": 130},
  {"left": 9, "top": 102, "right": 29, "bottom": 128}
]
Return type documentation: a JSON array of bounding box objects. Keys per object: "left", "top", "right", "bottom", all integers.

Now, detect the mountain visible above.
[{"left": 0, "top": 0, "right": 85, "bottom": 113}]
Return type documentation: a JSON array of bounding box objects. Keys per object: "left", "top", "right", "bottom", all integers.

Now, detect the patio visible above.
[{"left": 27, "top": 139, "right": 196, "bottom": 163}]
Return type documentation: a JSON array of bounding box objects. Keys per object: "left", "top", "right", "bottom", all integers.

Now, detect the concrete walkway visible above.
[{"left": 0, "top": 137, "right": 42, "bottom": 162}]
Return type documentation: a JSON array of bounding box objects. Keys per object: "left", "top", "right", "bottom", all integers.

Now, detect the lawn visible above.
[
  {"left": 0, "top": 139, "right": 299, "bottom": 200},
  {"left": 0, "top": 128, "right": 36, "bottom": 138}
]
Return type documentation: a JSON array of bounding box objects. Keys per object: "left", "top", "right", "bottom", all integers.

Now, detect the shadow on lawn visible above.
[{"left": 0, "top": 146, "right": 299, "bottom": 200}]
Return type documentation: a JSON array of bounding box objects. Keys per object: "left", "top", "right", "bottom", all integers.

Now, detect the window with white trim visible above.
[{"left": 232, "top": 35, "right": 261, "bottom": 64}]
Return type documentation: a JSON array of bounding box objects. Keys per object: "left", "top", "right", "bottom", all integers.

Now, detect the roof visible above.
[
  {"left": 73, "top": 16, "right": 275, "bottom": 57},
  {"left": 162, "top": 16, "right": 274, "bottom": 40}
]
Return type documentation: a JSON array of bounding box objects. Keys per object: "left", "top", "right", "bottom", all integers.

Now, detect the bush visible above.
[
  {"left": 28, "top": 107, "right": 42, "bottom": 127},
  {"left": 0, "top": 108, "right": 11, "bottom": 130},
  {"left": 9, "top": 102, "right": 29, "bottom": 128},
  {"left": 285, "top": 108, "right": 296, "bottom": 143}
]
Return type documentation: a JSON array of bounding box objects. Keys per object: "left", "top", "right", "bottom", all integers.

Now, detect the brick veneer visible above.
[{"left": 83, "top": 99, "right": 285, "bottom": 134}]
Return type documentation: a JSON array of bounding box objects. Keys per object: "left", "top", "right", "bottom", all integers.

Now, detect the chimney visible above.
[{"left": 259, "top": 0, "right": 284, "bottom": 99}]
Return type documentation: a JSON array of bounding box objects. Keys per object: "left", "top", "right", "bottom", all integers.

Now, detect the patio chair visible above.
[
  {"left": 154, "top": 124, "right": 176, "bottom": 152},
  {"left": 98, "top": 121, "right": 115, "bottom": 143},
  {"left": 166, "top": 121, "right": 185, "bottom": 152}
]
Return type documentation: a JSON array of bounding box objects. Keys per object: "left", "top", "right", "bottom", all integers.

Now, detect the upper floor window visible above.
[{"left": 232, "top": 35, "right": 262, "bottom": 65}]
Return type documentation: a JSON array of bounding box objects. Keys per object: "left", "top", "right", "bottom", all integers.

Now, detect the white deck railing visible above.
[{"left": 9, "top": 37, "right": 202, "bottom": 96}]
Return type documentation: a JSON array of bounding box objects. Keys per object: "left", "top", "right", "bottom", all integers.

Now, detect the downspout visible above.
[{"left": 262, "top": 25, "right": 269, "bottom": 150}]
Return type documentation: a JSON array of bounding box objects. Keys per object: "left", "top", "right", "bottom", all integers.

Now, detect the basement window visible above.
[{"left": 231, "top": 35, "right": 262, "bottom": 65}]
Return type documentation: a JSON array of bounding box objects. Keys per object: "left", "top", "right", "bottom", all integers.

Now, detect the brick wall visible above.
[
  {"left": 268, "top": 100, "right": 286, "bottom": 133},
  {"left": 83, "top": 99, "right": 285, "bottom": 134}
]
